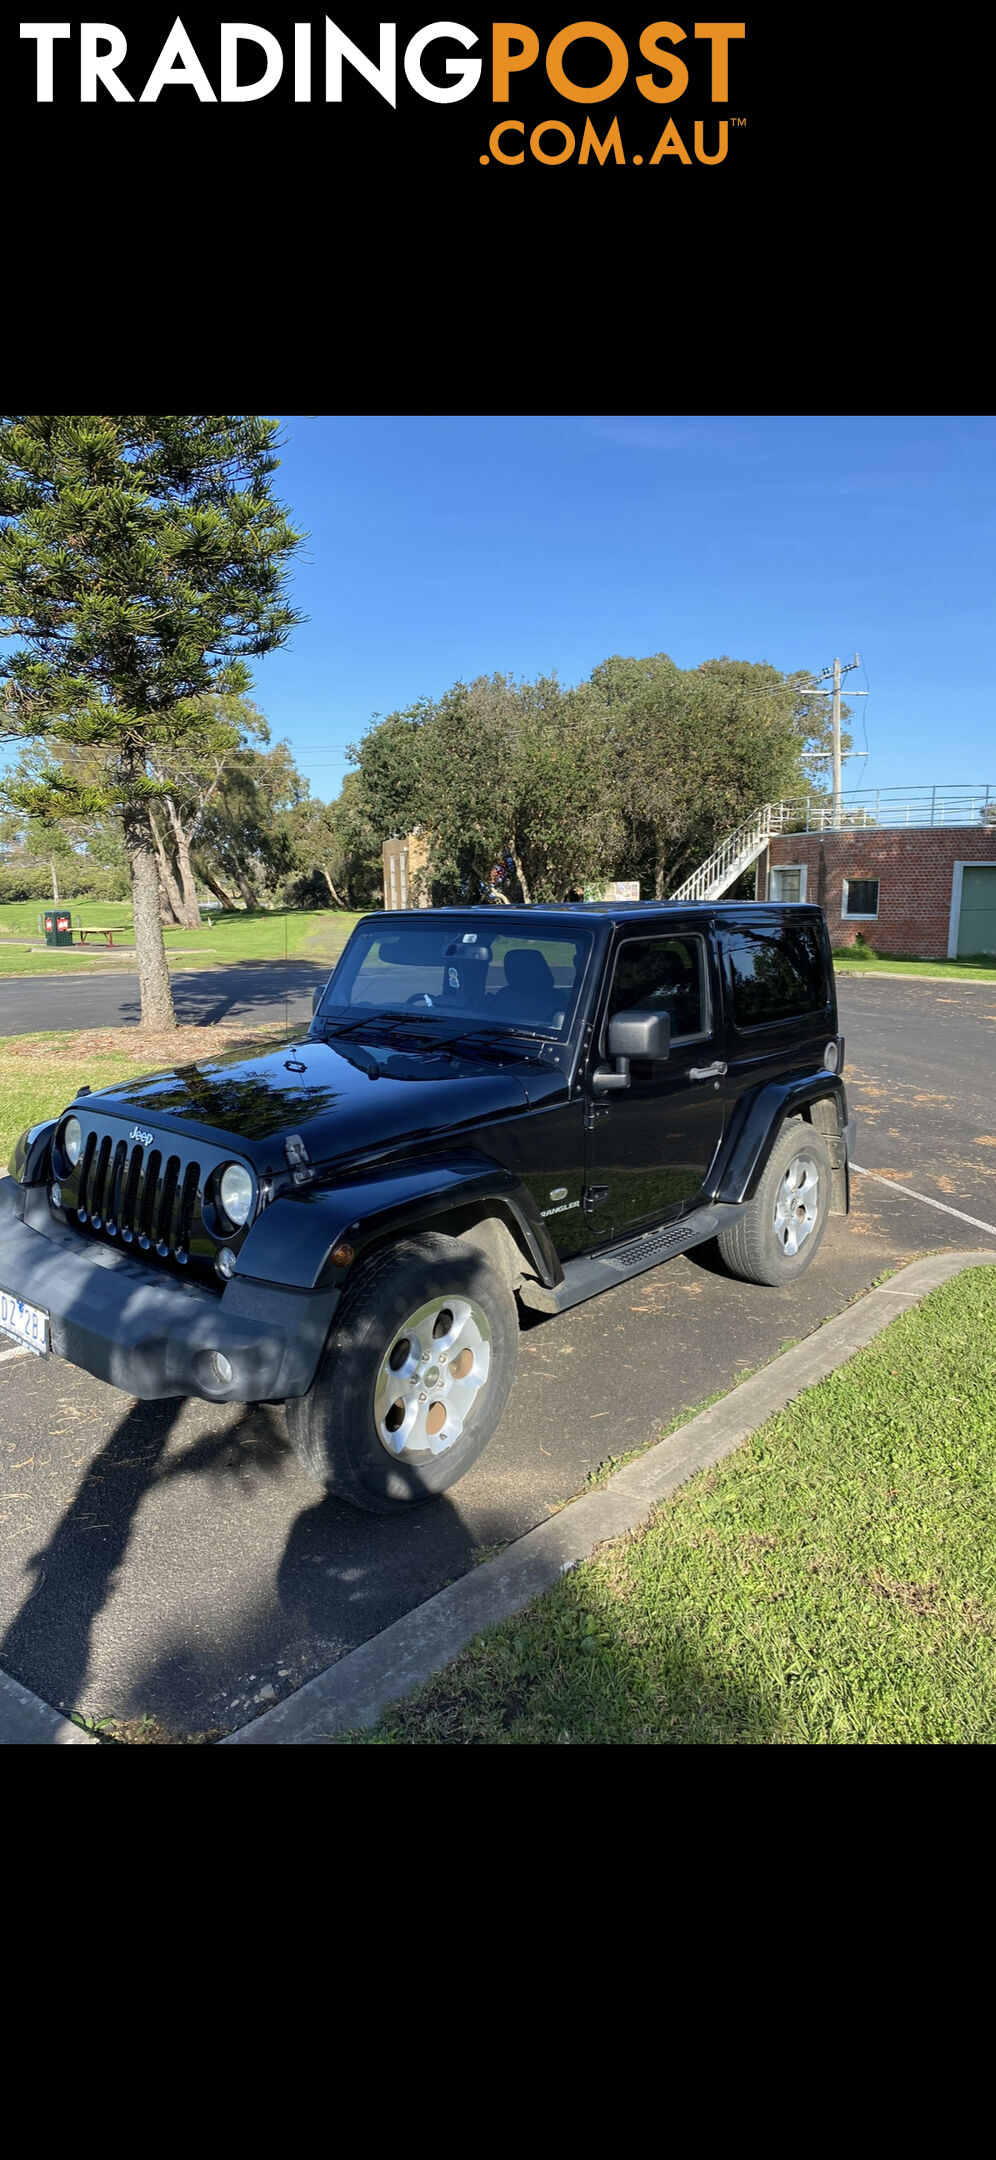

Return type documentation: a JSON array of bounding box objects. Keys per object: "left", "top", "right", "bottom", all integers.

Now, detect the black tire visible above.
[
  {"left": 717, "top": 1121, "right": 832, "bottom": 1288},
  {"left": 285, "top": 1232, "right": 519, "bottom": 1513}
]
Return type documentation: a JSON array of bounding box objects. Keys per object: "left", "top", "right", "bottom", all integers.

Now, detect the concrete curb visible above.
[
  {"left": 835, "top": 970, "right": 996, "bottom": 985},
  {"left": 220, "top": 1247, "right": 996, "bottom": 1747},
  {"left": 0, "top": 1667, "right": 96, "bottom": 1745},
  {"left": 4, "top": 1249, "right": 993, "bottom": 1747}
]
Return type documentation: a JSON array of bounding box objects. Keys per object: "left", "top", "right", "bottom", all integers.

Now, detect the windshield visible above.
[{"left": 313, "top": 919, "right": 594, "bottom": 1041}]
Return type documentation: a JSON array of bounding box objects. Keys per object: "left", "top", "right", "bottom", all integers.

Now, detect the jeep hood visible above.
[{"left": 78, "top": 1033, "right": 558, "bottom": 1171}]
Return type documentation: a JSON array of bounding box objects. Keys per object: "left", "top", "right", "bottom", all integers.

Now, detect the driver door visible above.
[{"left": 585, "top": 926, "right": 727, "bottom": 1239}]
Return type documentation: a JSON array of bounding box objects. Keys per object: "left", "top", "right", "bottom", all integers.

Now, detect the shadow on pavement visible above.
[
  {"left": 0, "top": 960, "right": 335, "bottom": 1036},
  {"left": 126, "top": 1480, "right": 483, "bottom": 1739},
  {"left": 0, "top": 1377, "right": 482, "bottom": 1739},
  {"left": 127, "top": 962, "right": 334, "bottom": 1029},
  {"left": 0, "top": 1395, "right": 186, "bottom": 1720}
]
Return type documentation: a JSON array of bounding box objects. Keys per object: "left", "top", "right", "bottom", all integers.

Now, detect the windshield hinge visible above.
[{"left": 284, "top": 1133, "right": 315, "bottom": 1186}]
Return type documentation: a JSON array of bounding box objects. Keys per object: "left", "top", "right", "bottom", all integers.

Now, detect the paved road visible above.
[
  {"left": 1, "top": 974, "right": 994, "bottom": 1739},
  {"left": 0, "top": 960, "right": 334, "bottom": 1034},
  {"left": 838, "top": 974, "right": 996, "bottom": 1215}
]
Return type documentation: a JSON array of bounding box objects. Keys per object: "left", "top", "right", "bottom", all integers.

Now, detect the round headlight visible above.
[
  {"left": 63, "top": 1116, "right": 82, "bottom": 1166},
  {"left": 218, "top": 1163, "right": 253, "bottom": 1228}
]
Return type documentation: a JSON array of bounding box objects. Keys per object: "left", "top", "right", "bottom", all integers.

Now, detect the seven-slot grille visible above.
[{"left": 56, "top": 1113, "right": 244, "bottom": 1271}]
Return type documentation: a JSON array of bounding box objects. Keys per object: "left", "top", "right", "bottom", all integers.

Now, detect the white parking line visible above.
[
  {"left": 0, "top": 1346, "right": 30, "bottom": 1364},
  {"left": 851, "top": 1163, "right": 996, "bottom": 1239}
]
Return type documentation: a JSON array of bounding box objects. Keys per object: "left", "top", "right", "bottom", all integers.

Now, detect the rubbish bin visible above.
[{"left": 43, "top": 911, "right": 74, "bottom": 947}]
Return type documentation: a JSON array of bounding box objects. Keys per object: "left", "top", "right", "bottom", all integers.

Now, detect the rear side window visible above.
[{"left": 725, "top": 922, "right": 829, "bottom": 1029}]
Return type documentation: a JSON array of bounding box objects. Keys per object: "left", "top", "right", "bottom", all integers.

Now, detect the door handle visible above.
[{"left": 689, "top": 1061, "right": 727, "bottom": 1081}]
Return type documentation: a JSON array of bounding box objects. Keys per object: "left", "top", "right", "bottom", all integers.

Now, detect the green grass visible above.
[
  {"left": 0, "top": 903, "right": 363, "bottom": 973},
  {"left": 0, "top": 1024, "right": 294, "bottom": 1165},
  {"left": 0, "top": 1051, "right": 167, "bottom": 1165},
  {"left": 0, "top": 947, "right": 144, "bottom": 974},
  {"left": 340, "top": 1267, "right": 996, "bottom": 1745},
  {"left": 0, "top": 899, "right": 135, "bottom": 937},
  {"left": 834, "top": 949, "right": 996, "bottom": 981},
  {"left": 0, "top": 897, "right": 136, "bottom": 971},
  {"left": 160, "top": 908, "right": 361, "bottom": 964}
]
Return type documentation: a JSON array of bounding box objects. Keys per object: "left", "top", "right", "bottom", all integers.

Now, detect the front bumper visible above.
[{"left": 0, "top": 1178, "right": 339, "bottom": 1404}]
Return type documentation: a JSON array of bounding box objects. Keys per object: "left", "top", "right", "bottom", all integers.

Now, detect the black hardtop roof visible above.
[{"left": 363, "top": 901, "right": 824, "bottom": 931}]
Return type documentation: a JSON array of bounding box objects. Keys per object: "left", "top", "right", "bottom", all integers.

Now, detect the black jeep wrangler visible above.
[{"left": 0, "top": 903, "right": 854, "bottom": 1513}]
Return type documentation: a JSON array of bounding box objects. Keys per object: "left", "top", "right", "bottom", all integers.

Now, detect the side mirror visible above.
[
  {"left": 593, "top": 1009, "right": 671, "bottom": 1091},
  {"left": 312, "top": 983, "right": 328, "bottom": 1015},
  {"left": 608, "top": 1009, "right": 671, "bottom": 1063}
]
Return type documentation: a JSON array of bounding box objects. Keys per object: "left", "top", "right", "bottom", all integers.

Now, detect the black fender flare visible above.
[
  {"left": 711, "top": 1075, "right": 848, "bottom": 1206},
  {"left": 234, "top": 1152, "right": 564, "bottom": 1292},
  {"left": 9, "top": 1119, "right": 57, "bottom": 1186}
]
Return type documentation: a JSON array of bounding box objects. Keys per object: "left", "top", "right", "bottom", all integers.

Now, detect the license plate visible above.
[{"left": 0, "top": 1287, "right": 49, "bottom": 1356}]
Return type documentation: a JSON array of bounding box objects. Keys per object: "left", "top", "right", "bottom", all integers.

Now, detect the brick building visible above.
[{"left": 758, "top": 792, "right": 996, "bottom": 960}]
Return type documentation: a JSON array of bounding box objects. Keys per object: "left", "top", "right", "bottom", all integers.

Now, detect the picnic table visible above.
[{"left": 75, "top": 925, "right": 132, "bottom": 947}]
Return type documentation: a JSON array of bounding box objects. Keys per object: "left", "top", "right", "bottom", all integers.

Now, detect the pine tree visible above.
[{"left": 0, "top": 416, "right": 302, "bottom": 1026}]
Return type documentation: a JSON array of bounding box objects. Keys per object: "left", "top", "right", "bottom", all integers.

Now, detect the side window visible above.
[
  {"left": 607, "top": 937, "right": 708, "bottom": 1042},
  {"left": 725, "top": 923, "right": 829, "bottom": 1029}
]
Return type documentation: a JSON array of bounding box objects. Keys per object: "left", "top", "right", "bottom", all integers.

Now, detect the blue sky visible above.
[{"left": 254, "top": 415, "right": 994, "bottom": 810}]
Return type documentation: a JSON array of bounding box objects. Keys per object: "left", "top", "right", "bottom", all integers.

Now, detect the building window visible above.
[
  {"left": 842, "top": 878, "right": 879, "bottom": 920},
  {"left": 770, "top": 864, "right": 807, "bottom": 903}
]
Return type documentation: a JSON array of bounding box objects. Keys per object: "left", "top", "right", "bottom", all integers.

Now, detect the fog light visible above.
[
  {"left": 211, "top": 1352, "right": 233, "bottom": 1384},
  {"left": 216, "top": 1247, "right": 237, "bottom": 1280},
  {"left": 824, "top": 1041, "right": 839, "bottom": 1071},
  {"left": 50, "top": 1182, "right": 62, "bottom": 1208}
]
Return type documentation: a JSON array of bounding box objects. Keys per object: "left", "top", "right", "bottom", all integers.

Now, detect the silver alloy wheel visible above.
[
  {"left": 374, "top": 1295, "right": 493, "bottom": 1461},
  {"left": 773, "top": 1153, "right": 821, "bottom": 1256}
]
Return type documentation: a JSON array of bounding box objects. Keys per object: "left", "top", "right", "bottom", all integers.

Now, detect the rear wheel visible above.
[
  {"left": 285, "top": 1232, "right": 519, "bottom": 1512},
  {"left": 718, "top": 1122, "right": 832, "bottom": 1287}
]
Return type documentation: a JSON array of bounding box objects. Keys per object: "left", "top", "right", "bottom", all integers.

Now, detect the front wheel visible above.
[
  {"left": 717, "top": 1122, "right": 832, "bottom": 1287},
  {"left": 285, "top": 1232, "right": 519, "bottom": 1512}
]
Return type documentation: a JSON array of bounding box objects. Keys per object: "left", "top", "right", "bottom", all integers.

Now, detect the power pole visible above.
[
  {"left": 832, "top": 657, "right": 843, "bottom": 828},
  {"left": 814, "top": 655, "right": 862, "bottom": 826}
]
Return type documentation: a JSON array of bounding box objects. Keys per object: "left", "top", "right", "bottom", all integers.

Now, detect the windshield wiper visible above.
[
  {"left": 316, "top": 1011, "right": 553, "bottom": 1067},
  {"left": 314, "top": 1010, "right": 413, "bottom": 1040},
  {"left": 421, "top": 1027, "right": 550, "bottom": 1067}
]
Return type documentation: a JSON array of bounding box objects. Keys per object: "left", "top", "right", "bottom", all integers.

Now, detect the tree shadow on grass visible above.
[{"left": 350, "top": 1565, "right": 783, "bottom": 1746}]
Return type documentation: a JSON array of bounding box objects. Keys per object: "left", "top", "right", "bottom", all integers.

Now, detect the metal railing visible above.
[
  {"left": 669, "top": 785, "right": 995, "bottom": 904},
  {"left": 670, "top": 801, "right": 794, "bottom": 902},
  {"left": 789, "top": 784, "right": 994, "bottom": 832}
]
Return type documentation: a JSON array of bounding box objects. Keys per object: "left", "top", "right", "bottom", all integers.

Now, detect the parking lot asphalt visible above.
[
  {"left": 0, "top": 960, "right": 333, "bottom": 1035},
  {"left": 1, "top": 973, "right": 994, "bottom": 1739}
]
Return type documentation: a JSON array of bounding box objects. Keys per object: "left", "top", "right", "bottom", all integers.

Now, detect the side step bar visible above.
[{"left": 549, "top": 1202, "right": 747, "bottom": 1314}]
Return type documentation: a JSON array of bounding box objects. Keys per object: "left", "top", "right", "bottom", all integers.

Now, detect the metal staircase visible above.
[
  {"left": 670, "top": 801, "right": 803, "bottom": 903},
  {"left": 670, "top": 783, "right": 996, "bottom": 905}
]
